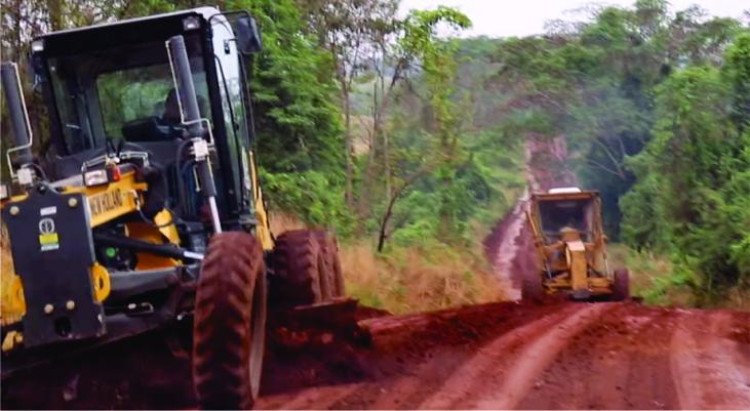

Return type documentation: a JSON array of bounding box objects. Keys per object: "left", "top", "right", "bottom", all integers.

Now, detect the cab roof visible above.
[
  {"left": 33, "top": 7, "right": 220, "bottom": 57},
  {"left": 531, "top": 190, "right": 600, "bottom": 202}
]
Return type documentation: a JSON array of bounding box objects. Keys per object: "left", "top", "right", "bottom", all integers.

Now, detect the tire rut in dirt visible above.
[
  {"left": 516, "top": 303, "right": 681, "bottom": 410},
  {"left": 322, "top": 302, "right": 571, "bottom": 410},
  {"left": 193, "top": 232, "right": 267, "bottom": 410},
  {"left": 371, "top": 306, "right": 578, "bottom": 410},
  {"left": 421, "top": 303, "right": 612, "bottom": 409},
  {"left": 671, "top": 310, "right": 750, "bottom": 410},
  {"left": 271, "top": 230, "right": 328, "bottom": 306}
]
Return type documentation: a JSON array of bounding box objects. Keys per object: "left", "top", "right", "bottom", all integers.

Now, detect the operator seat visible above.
[{"left": 160, "top": 88, "right": 209, "bottom": 125}]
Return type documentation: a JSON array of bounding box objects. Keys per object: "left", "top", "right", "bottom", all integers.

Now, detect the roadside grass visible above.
[
  {"left": 724, "top": 286, "right": 750, "bottom": 311},
  {"left": 340, "top": 240, "right": 504, "bottom": 314},
  {"left": 608, "top": 244, "right": 698, "bottom": 307},
  {"left": 609, "top": 244, "right": 749, "bottom": 310},
  {"left": 270, "top": 211, "right": 506, "bottom": 314},
  {"left": 268, "top": 211, "right": 306, "bottom": 234}
]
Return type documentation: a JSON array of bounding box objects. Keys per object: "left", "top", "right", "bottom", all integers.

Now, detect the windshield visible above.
[
  {"left": 47, "top": 33, "right": 208, "bottom": 154},
  {"left": 538, "top": 198, "right": 594, "bottom": 240},
  {"left": 97, "top": 64, "right": 208, "bottom": 139}
]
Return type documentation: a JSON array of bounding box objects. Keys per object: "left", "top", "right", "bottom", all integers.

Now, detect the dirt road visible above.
[
  {"left": 257, "top": 131, "right": 750, "bottom": 411},
  {"left": 5, "top": 300, "right": 747, "bottom": 410},
  {"left": 252, "top": 301, "right": 750, "bottom": 410}
]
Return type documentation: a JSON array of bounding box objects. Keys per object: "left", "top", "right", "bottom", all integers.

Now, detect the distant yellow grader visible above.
[{"left": 524, "top": 187, "right": 629, "bottom": 301}]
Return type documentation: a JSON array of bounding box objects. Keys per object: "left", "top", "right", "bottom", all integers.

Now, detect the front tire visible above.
[
  {"left": 612, "top": 268, "right": 630, "bottom": 301},
  {"left": 193, "top": 232, "right": 267, "bottom": 410},
  {"left": 521, "top": 270, "right": 544, "bottom": 302},
  {"left": 271, "top": 230, "right": 328, "bottom": 307},
  {"left": 314, "top": 230, "right": 346, "bottom": 298}
]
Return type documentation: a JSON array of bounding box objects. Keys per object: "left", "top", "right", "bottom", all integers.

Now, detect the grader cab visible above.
[{"left": 524, "top": 187, "right": 629, "bottom": 301}]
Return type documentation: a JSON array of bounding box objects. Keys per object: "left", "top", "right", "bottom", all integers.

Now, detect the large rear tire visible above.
[
  {"left": 193, "top": 232, "right": 267, "bottom": 410},
  {"left": 521, "top": 271, "right": 544, "bottom": 303},
  {"left": 612, "top": 268, "right": 630, "bottom": 301},
  {"left": 314, "top": 230, "right": 346, "bottom": 298},
  {"left": 271, "top": 230, "right": 329, "bottom": 307}
]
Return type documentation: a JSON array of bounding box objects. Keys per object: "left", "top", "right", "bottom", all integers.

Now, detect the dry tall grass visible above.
[
  {"left": 609, "top": 244, "right": 749, "bottom": 310},
  {"left": 725, "top": 287, "right": 750, "bottom": 311},
  {"left": 271, "top": 212, "right": 504, "bottom": 313},
  {"left": 268, "top": 212, "right": 306, "bottom": 235},
  {"left": 340, "top": 241, "right": 504, "bottom": 314},
  {"left": 0, "top": 212, "right": 506, "bottom": 321}
]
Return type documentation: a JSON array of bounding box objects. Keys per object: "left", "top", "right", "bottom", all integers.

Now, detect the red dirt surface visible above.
[
  {"left": 4, "top": 301, "right": 748, "bottom": 410},
  {"left": 256, "top": 303, "right": 750, "bottom": 410},
  {"left": 4, "top": 136, "right": 750, "bottom": 410}
]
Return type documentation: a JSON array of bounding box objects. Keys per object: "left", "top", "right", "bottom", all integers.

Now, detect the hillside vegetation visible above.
[
  {"left": 1, "top": 0, "right": 748, "bottom": 310},
  {"left": 472, "top": 2, "right": 750, "bottom": 307}
]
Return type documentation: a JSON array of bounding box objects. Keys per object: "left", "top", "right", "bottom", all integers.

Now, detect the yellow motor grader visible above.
[
  {"left": 1, "top": 8, "right": 347, "bottom": 409},
  {"left": 524, "top": 187, "right": 629, "bottom": 301}
]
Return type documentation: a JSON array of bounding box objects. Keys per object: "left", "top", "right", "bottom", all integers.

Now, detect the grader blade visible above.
[
  {"left": 268, "top": 298, "right": 367, "bottom": 350},
  {"left": 271, "top": 298, "right": 358, "bottom": 329}
]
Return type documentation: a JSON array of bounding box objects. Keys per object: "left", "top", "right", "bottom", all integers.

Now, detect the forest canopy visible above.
[{"left": 1, "top": 0, "right": 748, "bottom": 305}]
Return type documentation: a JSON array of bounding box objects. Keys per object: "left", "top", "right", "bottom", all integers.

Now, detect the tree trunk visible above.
[
  {"left": 342, "top": 82, "right": 354, "bottom": 210},
  {"left": 380, "top": 62, "right": 391, "bottom": 198},
  {"left": 376, "top": 167, "right": 431, "bottom": 252},
  {"left": 47, "top": 0, "right": 63, "bottom": 31}
]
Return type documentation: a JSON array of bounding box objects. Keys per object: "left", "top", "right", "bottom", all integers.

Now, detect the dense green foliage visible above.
[
  {"left": 230, "top": 0, "right": 351, "bottom": 231},
  {"left": 2, "top": 0, "right": 747, "bottom": 305},
  {"left": 620, "top": 37, "right": 750, "bottom": 300},
  {"left": 1, "top": 0, "right": 524, "bottom": 244},
  {"left": 472, "top": 1, "right": 749, "bottom": 304}
]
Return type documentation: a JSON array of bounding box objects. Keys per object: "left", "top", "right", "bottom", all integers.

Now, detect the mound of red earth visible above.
[{"left": 0, "top": 300, "right": 556, "bottom": 409}]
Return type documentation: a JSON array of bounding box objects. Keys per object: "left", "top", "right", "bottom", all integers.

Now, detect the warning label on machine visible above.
[{"left": 38, "top": 217, "right": 59, "bottom": 251}]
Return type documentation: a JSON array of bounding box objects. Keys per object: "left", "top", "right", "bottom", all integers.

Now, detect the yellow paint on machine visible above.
[
  {"left": 0, "top": 224, "right": 24, "bottom": 325},
  {"left": 126, "top": 221, "right": 182, "bottom": 270},
  {"left": 249, "top": 151, "right": 274, "bottom": 251},
  {"left": 0, "top": 170, "right": 147, "bottom": 326},
  {"left": 63, "top": 171, "right": 148, "bottom": 227}
]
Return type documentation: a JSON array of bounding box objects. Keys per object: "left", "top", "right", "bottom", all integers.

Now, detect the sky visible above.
[{"left": 400, "top": 0, "right": 749, "bottom": 38}]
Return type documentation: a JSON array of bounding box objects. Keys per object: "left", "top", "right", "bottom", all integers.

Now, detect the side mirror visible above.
[{"left": 236, "top": 15, "right": 262, "bottom": 54}]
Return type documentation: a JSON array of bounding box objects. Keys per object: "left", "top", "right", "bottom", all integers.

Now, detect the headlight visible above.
[
  {"left": 183, "top": 16, "right": 200, "bottom": 31},
  {"left": 31, "top": 40, "right": 44, "bottom": 52}
]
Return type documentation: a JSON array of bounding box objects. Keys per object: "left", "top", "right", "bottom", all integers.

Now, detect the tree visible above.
[
  {"left": 298, "top": 0, "right": 399, "bottom": 210},
  {"left": 369, "top": 6, "right": 471, "bottom": 249},
  {"left": 724, "top": 32, "right": 750, "bottom": 131}
]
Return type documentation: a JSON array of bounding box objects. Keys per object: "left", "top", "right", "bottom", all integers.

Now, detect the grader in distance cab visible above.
[
  {"left": 524, "top": 187, "right": 630, "bottom": 301},
  {"left": 1, "top": 7, "right": 349, "bottom": 409}
]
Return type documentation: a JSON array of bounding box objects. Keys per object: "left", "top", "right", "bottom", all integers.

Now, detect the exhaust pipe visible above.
[
  {"left": 1, "top": 62, "right": 34, "bottom": 168},
  {"left": 166, "top": 35, "right": 222, "bottom": 234},
  {"left": 166, "top": 36, "right": 204, "bottom": 140}
]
